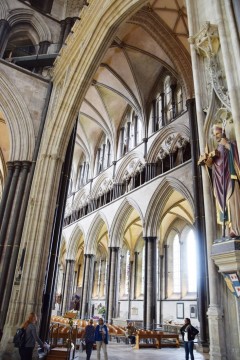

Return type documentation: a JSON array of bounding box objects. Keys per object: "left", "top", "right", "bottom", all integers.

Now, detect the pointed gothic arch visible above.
[
  {"left": 0, "top": 70, "right": 35, "bottom": 161},
  {"left": 85, "top": 212, "right": 109, "bottom": 255},
  {"left": 7, "top": 8, "right": 52, "bottom": 42},
  {"left": 67, "top": 224, "right": 85, "bottom": 260},
  {"left": 145, "top": 175, "right": 194, "bottom": 237},
  {"left": 110, "top": 197, "right": 143, "bottom": 247},
  {"left": 115, "top": 151, "right": 145, "bottom": 182},
  {"left": 147, "top": 123, "right": 190, "bottom": 163}
]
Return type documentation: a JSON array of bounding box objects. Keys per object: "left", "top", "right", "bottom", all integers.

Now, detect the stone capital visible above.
[{"left": 189, "top": 22, "right": 219, "bottom": 58}]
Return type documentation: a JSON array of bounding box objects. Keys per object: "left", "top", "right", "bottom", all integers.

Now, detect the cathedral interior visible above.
[{"left": 0, "top": 0, "right": 240, "bottom": 359}]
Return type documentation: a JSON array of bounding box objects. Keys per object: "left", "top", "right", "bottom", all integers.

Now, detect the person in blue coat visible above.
[{"left": 94, "top": 318, "right": 108, "bottom": 360}]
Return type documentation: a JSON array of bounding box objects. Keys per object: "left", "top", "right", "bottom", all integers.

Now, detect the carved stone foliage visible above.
[
  {"left": 190, "top": 22, "right": 219, "bottom": 58},
  {"left": 123, "top": 160, "right": 144, "bottom": 180},
  {"left": 190, "top": 22, "right": 231, "bottom": 112},
  {"left": 157, "top": 134, "right": 189, "bottom": 160},
  {"left": 97, "top": 179, "right": 113, "bottom": 196}
]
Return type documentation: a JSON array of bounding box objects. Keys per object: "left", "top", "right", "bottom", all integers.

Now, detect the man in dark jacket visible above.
[
  {"left": 180, "top": 318, "right": 199, "bottom": 360},
  {"left": 82, "top": 319, "right": 95, "bottom": 360}
]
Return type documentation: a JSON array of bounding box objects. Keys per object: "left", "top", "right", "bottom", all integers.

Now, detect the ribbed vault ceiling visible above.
[{"left": 73, "top": 0, "right": 189, "bottom": 177}]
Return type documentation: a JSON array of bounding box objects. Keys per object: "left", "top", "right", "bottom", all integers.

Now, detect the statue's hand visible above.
[{"left": 205, "top": 157, "right": 213, "bottom": 167}]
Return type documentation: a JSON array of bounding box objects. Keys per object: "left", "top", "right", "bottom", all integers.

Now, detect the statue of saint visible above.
[{"left": 201, "top": 125, "right": 240, "bottom": 238}]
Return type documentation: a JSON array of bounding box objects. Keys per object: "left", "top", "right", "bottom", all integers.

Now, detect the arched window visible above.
[
  {"left": 166, "top": 227, "right": 197, "bottom": 298},
  {"left": 125, "top": 250, "right": 130, "bottom": 294},
  {"left": 173, "top": 234, "right": 181, "bottom": 293},
  {"left": 176, "top": 87, "right": 183, "bottom": 115},
  {"left": 95, "top": 135, "right": 111, "bottom": 174},
  {"left": 186, "top": 230, "right": 197, "bottom": 293},
  {"left": 164, "top": 75, "right": 172, "bottom": 122},
  {"left": 141, "top": 245, "right": 145, "bottom": 294},
  {"left": 118, "top": 110, "right": 142, "bottom": 158}
]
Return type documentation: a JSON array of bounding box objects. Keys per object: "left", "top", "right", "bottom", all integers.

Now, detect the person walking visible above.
[
  {"left": 180, "top": 318, "right": 199, "bottom": 360},
  {"left": 95, "top": 318, "right": 108, "bottom": 360},
  {"left": 19, "top": 312, "right": 44, "bottom": 360},
  {"left": 82, "top": 319, "right": 95, "bottom": 360}
]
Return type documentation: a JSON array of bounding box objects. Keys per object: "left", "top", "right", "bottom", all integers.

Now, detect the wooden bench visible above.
[
  {"left": 108, "top": 325, "right": 128, "bottom": 343},
  {"left": 133, "top": 330, "right": 179, "bottom": 350},
  {"left": 134, "top": 330, "right": 163, "bottom": 349},
  {"left": 159, "top": 333, "right": 180, "bottom": 348}
]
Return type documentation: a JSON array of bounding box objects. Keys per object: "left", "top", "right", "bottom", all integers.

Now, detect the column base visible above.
[
  {"left": 207, "top": 305, "right": 227, "bottom": 360},
  {"left": 0, "top": 324, "right": 19, "bottom": 359},
  {"left": 196, "top": 341, "right": 209, "bottom": 354}
]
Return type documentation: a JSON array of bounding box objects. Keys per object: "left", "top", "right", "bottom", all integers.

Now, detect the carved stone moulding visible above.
[
  {"left": 211, "top": 239, "right": 240, "bottom": 273},
  {"left": 189, "top": 22, "right": 219, "bottom": 58}
]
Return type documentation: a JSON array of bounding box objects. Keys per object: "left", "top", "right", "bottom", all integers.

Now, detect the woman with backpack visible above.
[
  {"left": 18, "top": 312, "right": 44, "bottom": 360},
  {"left": 180, "top": 318, "right": 199, "bottom": 360}
]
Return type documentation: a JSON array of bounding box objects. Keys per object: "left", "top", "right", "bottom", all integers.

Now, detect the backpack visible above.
[{"left": 13, "top": 328, "right": 26, "bottom": 348}]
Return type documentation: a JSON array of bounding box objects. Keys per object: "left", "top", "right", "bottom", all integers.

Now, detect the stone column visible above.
[
  {"left": 52, "top": 263, "right": 60, "bottom": 310},
  {"left": 119, "top": 254, "right": 125, "bottom": 297},
  {"left": 186, "top": 1, "right": 227, "bottom": 358},
  {"left": 160, "top": 92, "right": 165, "bottom": 126},
  {"left": 164, "top": 245, "right": 168, "bottom": 299},
  {"left": 145, "top": 163, "right": 156, "bottom": 181},
  {"left": 170, "top": 84, "right": 177, "bottom": 118},
  {"left": 143, "top": 138, "right": 148, "bottom": 158},
  {"left": 143, "top": 237, "right": 157, "bottom": 330},
  {"left": 107, "top": 140, "right": 111, "bottom": 167},
  {"left": 41, "top": 0, "right": 54, "bottom": 13},
  {"left": 152, "top": 99, "right": 157, "bottom": 133},
  {"left": 40, "top": 119, "right": 78, "bottom": 340},
  {"left": 38, "top": 41, "right": 51, "bottom": 55},
  {"left": 63, "top": 18, "right": 73, "bottom": 43},
  {"left": 134, "top": 115, "right": 138, "bottom": 147},
  {"left": 92, "top": 260, "right": 99, "bottom": 298},
  {"left": 106, "top": 247, "right": 119, "bottom": 323},
  {"left": 120, "top": 127, "right": 125, "bottom": 156},
  {"left": 101, "top": 144, "right": 106, "bottom": 170},
  {"left": 62, "top": 259, "right": 75, "bottom": 315},
  {"left": 158, "top": 254, "right": 164, "bottom": 325},
  {"left": 213, "top": 0, "right": 240, "bottom": 150},
  {"left": 0, "top": 161, "right": 31, "bottom": 326},
  {"left": 126, "top": 121, "right": 131, "bottom": 152},
  {"left": 58, "top": 20, "right": 66, "bottom": 52},
  {"left": 0, "top": 161, "right": 21, "bottom": 260},
  {"left": 96, "top": 149, "right": 101, "bottom": 174},
  {"left": 0, "top": 20, "right": 11, "bottom": 58},
  {"left": 133, "top": 251, "right": 138, "bottom": 299},
  {"left": 99, "top": 259, "right": 106, "bottom": 297},
  {"left": 128, "top": 259, "right": 134, "bottom": 319},
  {"left": 186, "top": 98, "right": 209, "bottom": 346},
  {"left": 85, "top": 163, "right": 89, "bottom": 183},
  {"left": 82, "top": 161, "right": 86, "bottom": 184},
  {"left": 0, "top": 162, "right": 14, "bottom": 227},
  {"left": 81, "top": 254, "right": 94, "bottom": 319},
  {"left": 78, "top": 165, "right": 83, "bottom": 189}
]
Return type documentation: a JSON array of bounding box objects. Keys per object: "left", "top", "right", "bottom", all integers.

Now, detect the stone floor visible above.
[{"left": 75, "top": 342, "right": 210, "bottom": 360}]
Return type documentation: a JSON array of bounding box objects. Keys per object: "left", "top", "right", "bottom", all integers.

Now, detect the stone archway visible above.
[{"left": 0, "top": 0, "right": 150, "bottom": 351}]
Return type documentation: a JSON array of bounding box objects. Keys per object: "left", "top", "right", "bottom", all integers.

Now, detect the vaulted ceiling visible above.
[{"left": 73, "top": 0, "right": 190, "bottom": 178}]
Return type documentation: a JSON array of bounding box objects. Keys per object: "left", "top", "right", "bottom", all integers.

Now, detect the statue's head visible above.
[{"left": 212, "top": 124, "right": 226, "bottom": 142}]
